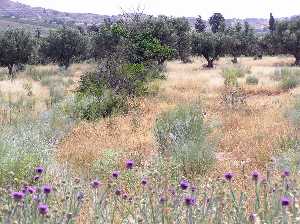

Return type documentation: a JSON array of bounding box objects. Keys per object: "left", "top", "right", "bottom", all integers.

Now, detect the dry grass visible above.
[{"left": 54, "top": 57, "right": 295, "bottom": 181}]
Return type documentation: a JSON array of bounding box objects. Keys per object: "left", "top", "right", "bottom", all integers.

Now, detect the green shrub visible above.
[
  {"left": 77, "top": 58, "right": 162, "bottom": 120},
  {"left": 222, "top": 67, "right": 239, "bottom": 86},
  {"left": 280, "top": 76, "right": 298, "bottom": 90},
  {"left": 273, "top": 67, "right": 300, "bottom": 81},
  {"left": 246, "top": 75, "right": 259, "bottom": 85},
  {"left": 91, "top": 149, "right": 123, "bottom": 179},
  {"left": 74, "top": 90, "right": 127, "bottom": 121},
  {"left": 0, "top": 142, "right": 41, "bottom": 185},
  {"left": 154, "top": 105, "right": 215, "bottom": 176}
]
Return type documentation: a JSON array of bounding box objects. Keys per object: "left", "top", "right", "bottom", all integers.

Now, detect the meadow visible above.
[{"left": 1, "top": 56, "right": 300, "bottom": 223}]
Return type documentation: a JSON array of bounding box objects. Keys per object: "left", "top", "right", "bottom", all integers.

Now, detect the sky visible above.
[{"left": 13, "top": 0, "right": 300, "bottom": 19}]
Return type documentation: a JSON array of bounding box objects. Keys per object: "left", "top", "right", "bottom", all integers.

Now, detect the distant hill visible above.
[{"left": 0, "top": 0, "right": 298, "bottom": 33}]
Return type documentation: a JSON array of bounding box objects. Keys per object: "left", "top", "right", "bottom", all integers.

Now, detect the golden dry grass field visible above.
[{"left": 55, "top": 56, "right": 297, "bottom": 188}]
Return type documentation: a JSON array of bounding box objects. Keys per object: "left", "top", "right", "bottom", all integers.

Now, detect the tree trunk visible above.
[
  {"left": 8, "top": 64, "right": 13, "bottom": 78},
  {"left": 295, "top": 55, "right": 300, "bottom": 66},
  {"left": 207, "top": 59, "right": 214, "bottom": 68},
  {"left": 232, "top": 56, "right": 238, "bottom": 64}
]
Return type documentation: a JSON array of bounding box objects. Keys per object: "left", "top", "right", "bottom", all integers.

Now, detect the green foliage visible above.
[
  {"left": 209, "top": 13, "right": 225, "bottom": 33},
  {"left": 192, "top": 32, "right": 226, "bottom": 68},
  {"left": 0, "top": 142, "right": 41, "bottom": 185},
  {"left": 0, "top": 28, "right": 34, "bottom": 76},
  {"left": 74, "top": 91, "right": 127, "bottom": 121},
  {"left": 272, "top": 17, "right": 300, "bottom": 65},
  {"left": 274, "top": 68, "right": 300, "bottom": 90},
  {"left": 222, "top": 68, "right": 239, "bottom": 86},
  {"left": 91, "top": 149, "right": 123, "bottom": 179},
  {"left": 195, "top": 15, "right": 207, "bottom": 33},
  {"left": 40, "top": 27, "right": 88, "bottom": 68},
  {"left": 154, "top": 105, "right": 215, "bottom": 176},
  {"left": 280, "top": 77, "right": 298, "bottom": 90},
  {"left": 246, "top": 75, "right": 259, "bottom": 85}
]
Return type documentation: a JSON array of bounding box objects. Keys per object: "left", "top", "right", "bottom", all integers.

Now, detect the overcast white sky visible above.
[{"left": 13, "top": 0, "right": 300, "bottom": 19}]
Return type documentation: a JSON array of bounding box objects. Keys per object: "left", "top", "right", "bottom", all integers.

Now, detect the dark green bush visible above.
[{"left": 246, "top": 75, "right": 259, "bottom": 85}]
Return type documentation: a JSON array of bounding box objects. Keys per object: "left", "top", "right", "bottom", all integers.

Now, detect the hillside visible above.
[{"left": 0, "top": 0, "right": 298, "bottom": 32}]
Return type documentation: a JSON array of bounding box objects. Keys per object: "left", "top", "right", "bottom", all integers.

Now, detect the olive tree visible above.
[
  {"left": 0, "top": 29, "right": 34, "bottom": 77},
  {"left": 41, "top": 27, "right": 88, "bottom": 69},
  {"left": 192, "top": 31, "right": 226, "bottom": 68},
  {"left": 273, "top": 18, "right": 300, "bottom": 65}
]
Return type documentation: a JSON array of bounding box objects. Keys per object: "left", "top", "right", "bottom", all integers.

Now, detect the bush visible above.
[
  {"left": 77, "top": 58, "right": 162, "bottom": 120},
  {"left": 246, "top": 75, "right": 259, "bottom": 85},
  {"left": 74, "top": 91, "right": 127, "bottom": 121},
  {"left": 154, "top": 105, "right": 215, "bottom": 176},
  {"left": 280, "top": 76, "right": 298, "bottom": 90},
  {"left": 222, "top": 67, "right": 239, "bottom": 86}
]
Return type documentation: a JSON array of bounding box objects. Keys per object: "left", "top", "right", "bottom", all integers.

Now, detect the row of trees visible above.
[{"left": 0, "top": 13, "right": 299, "bottom": 77}]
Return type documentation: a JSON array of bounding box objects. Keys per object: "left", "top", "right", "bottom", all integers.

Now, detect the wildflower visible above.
[
  {"left": 74, "top": 177, "right": 80, "bottom": 184},
  {"left": 28, "top": 186, "right": 37, "bottom": 194},
  {"left": 33, "top": 175, "right": 40, "bottom": 181},
  {"left": 180, "top": 180, "right": 189, "bottom": 190},
  {"left": 77, "top": 192, "right": 84, "bottom": 201},
  {"left": 11, "top": 192, "right": 25, "bottom": 201},
  {"left": 115, "top": 189, "right": 122, "bottom": 196},
  {"left": 126, "top": 160, "right": 134, "bottom": 169},
  {"left": 141, "top": 178, "right": 148, "bottom": 186},
  {"left": 35, "top": 166, "right": 44, "bottom": 174},
  {"left": 91, "top": 180, "right": 101, "bottom": 189},
  {"left": 122, "top": 193, "right": 128, "bottom": 200},
  {"left": 191, "top": 186, "right": 196, "bottom": 192},
  {"left": 249, "top": 213, "right": 257, "bottom": 223},
  {"left": 184, "top": 196, "right": 196, "bottom": 206},
  {"left": 112, "top": 171, "right": 120, "bottom": 178},
  {"left": 281, "top": 196, "right": 290, "bottom": 207},
  {"left": 159, "top": 196, "right": 167, "bottom": 204},
  {"left": 38, "top": 203, "right": 49, "bottom": 215},
  {"left": 251, "top": 171, "right": 260, "bottom": 182},
  {"left": 42, "top": 185, "right": 52, "bottom": 195},
  {"left": 282, "top": 169, "right": 290, "bottom": 178},
  {"left": 224, "top": 172, "right": 234, "bottom": 181}
]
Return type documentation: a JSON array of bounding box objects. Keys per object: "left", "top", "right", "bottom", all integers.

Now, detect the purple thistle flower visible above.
[
  {"left": 22, "top": 186, "right": 28, "bottom": 194},
  {"left": 141, "top": 177, "right": 148, "bottom": 186},
  {"left": 11, "top": 192, "right": 25, "bottom": 201},
  {"left": 249, "top": 213, "right": 257, "bottom": 223},
  {"left": 112, "top": 171, "right": 120, "bottom": 178},
  {"left": 122, "top": 193, "right": 128, "bottom": 200},
  {"left": 126, "top": 160, "right": 134, "bottom": 169},
  {"left": 180, "top": 180, "right": 189, "bottom": 190},
  {"left": 159, "top": 196, "right": 167, "bottom": 204},
  {"left": 115, "top": 189, "right": 122, "bottom": 196},
  {"left": 35, "top": 166, "right": 44, "bottom": 174},
  {"left": 91, "top": 180, "right": 101, "bottom": 189},
  {"left": 224, "top": 172, "right": 234, "bottom": 181},
  {"left": 191, "top": 186, "right": 196, "bottom": 192},
  {"left": 77, "top": 192, "right": 84, "bottom": 201},
  {"left": 184, "top": 196, "right": 196, "bottom": 206},
  {"left": 33, "top": 175, "right": 40, "bottom": 181},
  {"left": 28, "top": 186, "right": 37, "bottom": 194},
  {"left": 251, "top": 171, "right": 260, "bottom": 182},
  {"left": 281, "top": 196, "right": 290, "bottom": 207},
  {"left": 42, "top": 185, "right": 52, "bottom": 195},
  {"left": 38, "top": 203, "right": 49, "bottom": 215},
  {"left": 282, "top": 169, "right": 290, "bottom": 178}
]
